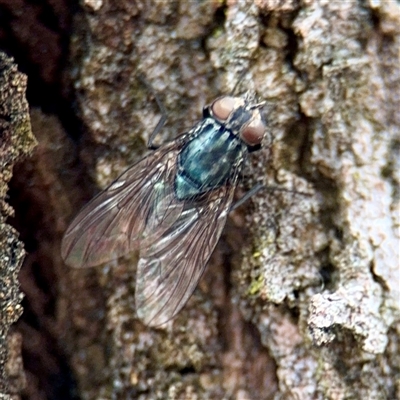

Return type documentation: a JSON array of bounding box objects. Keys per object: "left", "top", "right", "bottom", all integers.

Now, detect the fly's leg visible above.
[
  {"left": 137, "top": 74, "right": 167, "bottom": 150},
  {"left": 230, "top": 183, "right": 312, "bottom": 212},
  {"left": 230, "top": 183, "right": 264, "bottom": 211}
]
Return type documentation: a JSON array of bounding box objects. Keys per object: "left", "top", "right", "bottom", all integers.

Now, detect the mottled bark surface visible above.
[
  {"left": 0, "top": 0, "right": 399, "bottom": 399},
  {"left": 0, "top": 52, "right": 36, "bottom": 399}
]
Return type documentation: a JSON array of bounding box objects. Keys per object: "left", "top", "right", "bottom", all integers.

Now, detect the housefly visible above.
[{"left": 61, "top": 92, "right": 266, "bottom": 326}]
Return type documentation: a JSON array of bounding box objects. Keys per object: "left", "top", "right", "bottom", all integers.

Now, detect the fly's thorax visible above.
[{"left": 175, "top": 118, "right": 246, "bottom": 200}]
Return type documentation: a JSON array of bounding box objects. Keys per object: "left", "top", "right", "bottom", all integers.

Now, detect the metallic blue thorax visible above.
[{"left": 175, "top": 118, "right": 245, "bottom": 200}]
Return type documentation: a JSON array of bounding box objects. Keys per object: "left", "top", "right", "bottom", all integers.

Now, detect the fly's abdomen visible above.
[{"left": 175, "top": 120, "right": 244, "bottom": 200}]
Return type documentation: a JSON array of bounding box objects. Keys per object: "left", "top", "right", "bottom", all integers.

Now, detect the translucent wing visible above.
[
  {"left": 135, "top": 166, "right": 242, "bottom": 326},
  {"left": 61, "top": 141, "right": 184, "bottom": 268}
]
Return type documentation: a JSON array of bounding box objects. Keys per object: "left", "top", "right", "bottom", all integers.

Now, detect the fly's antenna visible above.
[{"left": 230, "top": 70, "right": 263, "bottom": 108}]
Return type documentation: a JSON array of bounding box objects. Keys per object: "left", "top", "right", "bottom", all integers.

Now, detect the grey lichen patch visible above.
[
  {"left": 309, "top": 239, "right": 389, "bottom": 352},
  {"left": 293, "top": 2, "right": 372, "bottom": 78},
  {"left": 231, "top": 1, "right": 399, "bottom": 398},
  {"left": 242, "top": 173, "right": 324, "bottom": 306},
  {"left": 0, "top": 52, "right": 36, "bottom": 398},
  {"left": 300, "top": 41, "right": 399, "bottom": 354}
]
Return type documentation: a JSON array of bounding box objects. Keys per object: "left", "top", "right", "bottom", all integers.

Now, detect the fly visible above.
[{"left": 61, "top": 92, "right": 266, "bottom": 326}]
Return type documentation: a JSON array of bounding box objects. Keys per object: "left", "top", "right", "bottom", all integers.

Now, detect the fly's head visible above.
[{"left": 204, "top": 93, "right": 266, "bottom": 151}]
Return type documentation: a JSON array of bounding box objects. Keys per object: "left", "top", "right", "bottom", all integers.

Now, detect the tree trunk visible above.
[{"left": 1, "top": 1, "right": 399, "bottom": 399}]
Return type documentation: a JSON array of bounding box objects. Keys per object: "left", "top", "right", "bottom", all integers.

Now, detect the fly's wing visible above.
[
  {"left": 61, "top": 142, "right": 184, "bottom": 268},
  {"left": 135, "top": 166, "right": 242, "bottom": 326}
]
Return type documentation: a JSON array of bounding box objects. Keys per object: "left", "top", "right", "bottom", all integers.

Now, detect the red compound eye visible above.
[
  {"left": 241, "top": 118, "right": 265, "bottom": 146},
  {"left": 212, "top": 96, "right": 236, "bottom": 120}
]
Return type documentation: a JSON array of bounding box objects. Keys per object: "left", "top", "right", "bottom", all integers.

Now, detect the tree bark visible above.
[
  {"left": 0, "top": 52, "right": 36, "bottom": 400},
  {"left": 1, "top": 0, "right": 399, "bottom": 399}
]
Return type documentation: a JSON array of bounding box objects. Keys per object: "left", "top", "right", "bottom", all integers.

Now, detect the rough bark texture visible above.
[
  {"left": 0, "top": 0, "right": 399, "bottom": 399},
  {"left": 0, "top": 52, "right": 36, "bottom": 399}
]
